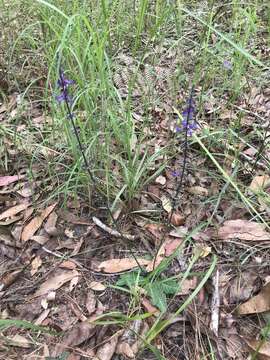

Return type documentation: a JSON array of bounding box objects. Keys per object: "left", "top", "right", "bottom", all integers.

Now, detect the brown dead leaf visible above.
[
  {"left": 32, "top": 269, "right": 79, "bottom": 298},
  {"left": 236, "top": 282, "right": 270, "bottom": 315},
  {"left": 85, "top": 290, "right": 97, "bottom": 315},
  {"left": 218, "top": 220, "right": 270, "bottom": 241},
  {"left": 21, "top": 202, "right": 57, "bottom": 242},
  {"left": 0, "top": 203, "right": 28, "bottom": 220},
  {"left": 0, "top": 175, "right": 24, "bottom": 187},
  {"left": 249, "top": 175, "right": 270, "bottom": 193},
  {"left": 187, "top": 186, "right": 209, "bottom": 196},
  {"left": 52, "top": 321, "right": 96, "bottom": 357},
  {"left": 96, "top": 334, "right": 120, "bottom": 360},
  {"left": 59, "top": 260, "right": 77, "bottom": 270},
  {"left": 44, "top": 211, "right": 58, "bottom": 236},
  {"left": 245, "top": 338, "right": 270, "bottom": 360},
  {"left": 170, "top": 212, "right": 185, "bottom": 226},
  {"left": 177, "top": 278, "right": 198, "bottom": 295},
  {"left": 164, "top": 238, "right": 183, "bottom": 256},
  {"left": 141, "top": 298, "right": 160, "bottom": 316},
  {"left": 4, "top": 334, "right": 32, "bottom": 348},
  {"left": 89, "top": 281, "right": 106, "bottom": 291},
  {"left": 97, "top": 258, "right": 150, "bottom": 273},
  {"left": 0, "top": 269, "right": 23, "bottom": 291},
  {"left": 30, "top": 256, "right": 42, "bottom": 276}
]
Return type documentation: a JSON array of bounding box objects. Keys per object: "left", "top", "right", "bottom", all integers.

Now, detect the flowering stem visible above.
[
  {"left": 169, "top": 85, "right": 194, "bottom": 224},
  {"left": 153, "top": 85, "right": 195, "bottom": 269},
  {"left": 57, "top": 67, "right": 144, "bottom": 272}
]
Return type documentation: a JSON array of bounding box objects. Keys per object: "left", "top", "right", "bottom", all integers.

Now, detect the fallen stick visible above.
[{"left": 92, "top": 216, "right": 136, "bottom": 241}]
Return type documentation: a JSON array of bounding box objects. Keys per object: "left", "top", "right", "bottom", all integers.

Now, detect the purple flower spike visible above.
[{"left": 55, "top": 69, "right": 75, "bottom": 106}]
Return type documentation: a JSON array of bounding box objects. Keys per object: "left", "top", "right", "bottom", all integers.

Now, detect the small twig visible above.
[
  {"left": 210, "top": 269, "right": 220, "bottom": 337},
  {"left": 92, "top": 216, "right": 136, "bottom": 241}
]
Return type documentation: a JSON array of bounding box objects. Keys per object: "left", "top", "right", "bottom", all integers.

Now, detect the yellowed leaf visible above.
[
  {"left": 21, "top": 203, "right": 57, "bottom": 242},
  {"left": 97, "top": 258, "right": 150, "bottom": 273},
  {"left": 0, "top": 203, "right": 28, "bottom": 220},
  {"left": 161, "top": 195, "right": 172, "bottom": 213},
  {"left": 249, "top": 175, "right": 270, "bottom": 193},
  {"left": 218, "top": 219, "right": 270, "bottom": 241},
  {"left": 187, "top": 186, "right": 208, "bottom": 196},
  {"left": 32, "top": 269, "right": 79, "bottom": 298},
  {"left": 237, "top": 282, "right": 270, "bottom": 315}
]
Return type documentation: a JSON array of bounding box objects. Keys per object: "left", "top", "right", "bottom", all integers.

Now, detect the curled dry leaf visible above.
[
  {"left": 218, "top": 219, "right": 270, "bottom": 241},
  {"left": 21, "top": 202, "right": 57, "bottom": 242},
  {"left": 245, "top": 338, "right": 270, "bottom": 360},
  {"left": 0, "top": 269, "right": 23, "bottom": 291},
  {"left": 249, "top": 175, "right": 270, "bottom": 193},
  {"left": 97, "top": 258, "right": 150, "bottom": 273},
  {"left": 0, "top": 203, "right": 29, "bottom": 220},
  {"left": 32, "top": 269, "right": 79, "bottom": 298},
  {"left": 236, "top": 282, "right": 270, "bottom": 315}
]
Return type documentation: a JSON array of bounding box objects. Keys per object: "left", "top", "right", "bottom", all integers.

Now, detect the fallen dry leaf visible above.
[
  {"left": 177, "top": 277, "right": 198, "bottom": 295},
  {"left": 4, "top": 334, "right": 31, "bottom": 348},
  {"left": 44, "top": 211, "right": 58, "bottom": 236},
  {"left": 52, "top": 321, "right": 96, "bottom": 357},
  {"left": 141, "top": 298, "right": 160, "bottom": 315},
  {"left": 218, "top": 219, "right": 270, "bottom": 241},
  {"left": 85, "top": 290, "right": 97, "bottom": 315},
  {"left": 0, "top": 203, "right": 28, "bottom": 220},
  {"left": 170, "top": 212, "right": 185, "bottom": 226},
  {"left": 161, "top": 195, "right": 172, "bottom": 213},
  {"left": 187, "top": 186, "right": 208, "bottom": 196},
  {"left": 0, "top": 269, "right": 23, "bottom": 291},
  {"left": 30, "top": 256, "right": 42, "bottom": 276},
  {"left": 32, "top": 269, "right": 79, "bottom": 298},
  {"left": 21, "top": 202, "right": 57, "bottom": 242},
  {"left": 95, "top": 334, "right": 120, "bottom": 360},
  {"left": 249, "top": 175, "right": 270, "bottom": 193},
  {"left": 236, "top": 282, "right": 270, "bottom": 315},
  {"left": 164, "top": 238, "right": 183, "bottom": 256},
  {"left": 89, "top": 281, "right": 106, "bottom": 291},
  {"left": 155, "top": 175, "right": 166, "bottom": 185},
  {"left": 97, "top": 258, "right": 151, "bottom": 273},
  {"left": 59, "top": 260, "right": 77, "bottom": 270},
  {"left": 245, "top": 338, "right": 270, "bottom": 360},
  {"left": 0, "top": 175, "right": 24, "bottom": 187}
]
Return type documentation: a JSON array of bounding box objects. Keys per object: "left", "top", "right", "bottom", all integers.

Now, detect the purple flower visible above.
[
  {"left": 223, "top": 60, "right": 232, "bottom": 70},
  {"left": 175, "top": 103, "right": 198, "bottom": 136},
  {"left": 55, "top": 69, "right": 75, "bottom": 104}
]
